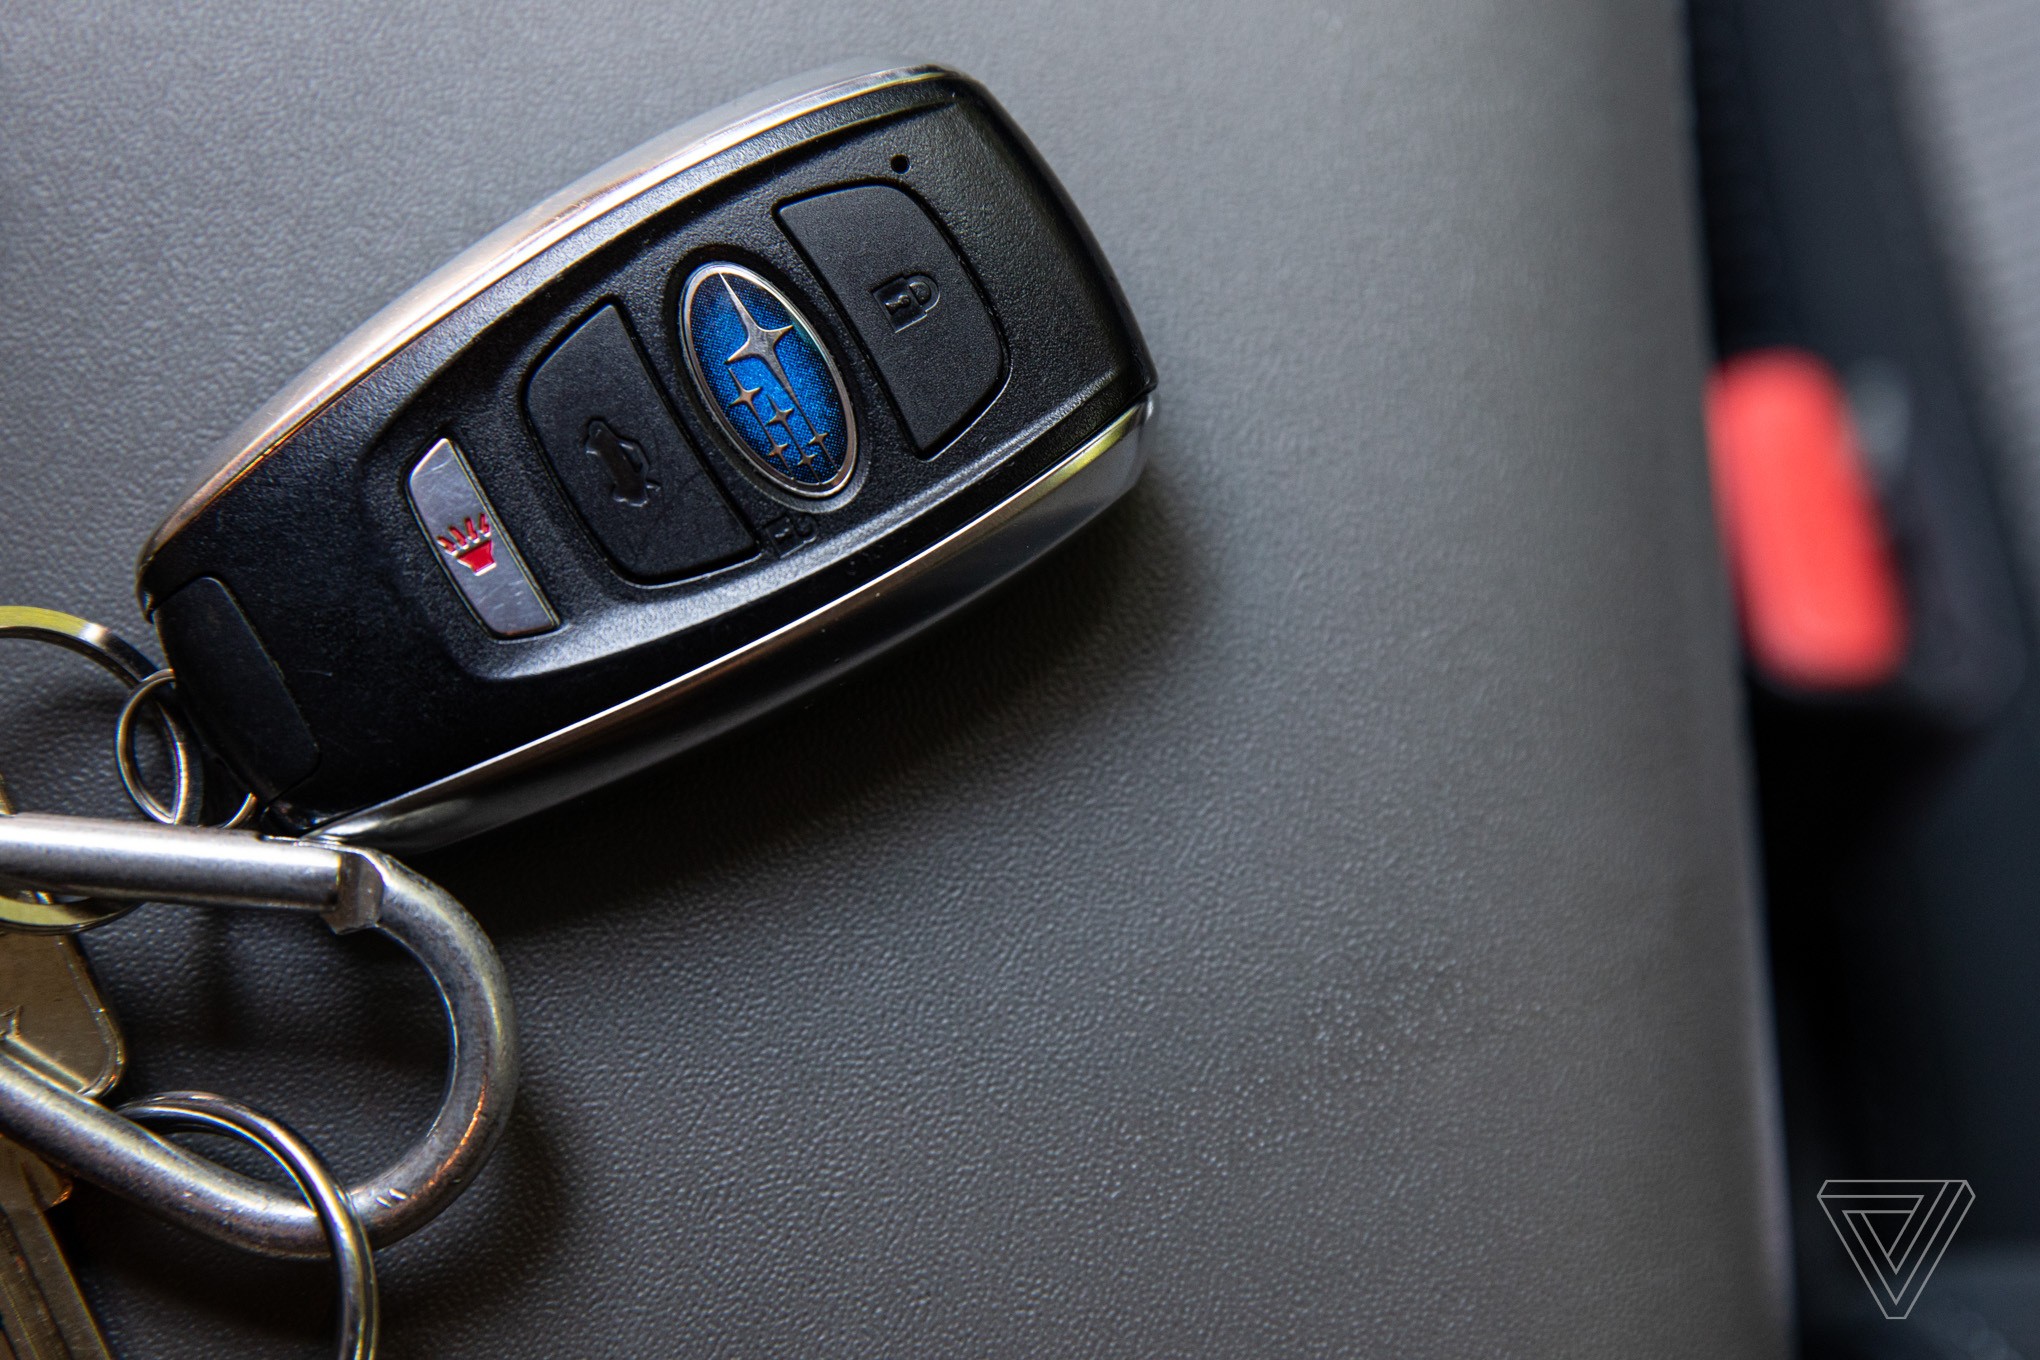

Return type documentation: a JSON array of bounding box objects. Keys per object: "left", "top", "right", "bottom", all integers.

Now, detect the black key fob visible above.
[{"left": 136, "top": 64, "right": 1155, "bottom": 849}]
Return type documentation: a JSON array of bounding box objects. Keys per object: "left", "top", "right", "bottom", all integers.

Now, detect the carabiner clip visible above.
[{"left": 0, "top": 813, "right": 517, "bottom": 1260}]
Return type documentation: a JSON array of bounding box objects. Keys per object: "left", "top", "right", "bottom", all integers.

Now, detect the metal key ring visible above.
[
  {"left": 0, "top": 607, "right": 193, "bottom": 930},
  {"left": 124, "top": 1091, "right": 379, "bottom": 1360},
  {"left": 114, "top": 671, "right": 258, "bottom": 830},
  {"left": 114, "top": 671, "right": 199, "bottom": 825},
  {"left": 0, "top": 609, "right": 257, "bottom": 932},
  {"left": 0, "top": 606, "right": 201, "bottom": 829},
  {"left": 0, "top": 606, "right": 159, "bottom": 687}
]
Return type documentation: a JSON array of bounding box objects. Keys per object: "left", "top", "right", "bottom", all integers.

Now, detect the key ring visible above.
[
  {"left": 0, "top": 607, "right": 198, "bottom": 823},
  {"left": 124, "top": 1091, "right": 379, "bottom": 1360},
  {"left": 111, "top": 671, "right": 195, "bottom": 826},
  {"left": 0, "top": 607, "right": 195, "bottom": 932},
  {"left": 0, "top": 608, "right": 257, "bottom": 931},
  {"left": 113, "top": 670, "right": 255, "bottom": 829}
]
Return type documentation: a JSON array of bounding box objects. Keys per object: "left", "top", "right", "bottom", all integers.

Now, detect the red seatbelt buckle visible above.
[{"left": 1706, "top": 348, "right": 1908, "bottom": 692}]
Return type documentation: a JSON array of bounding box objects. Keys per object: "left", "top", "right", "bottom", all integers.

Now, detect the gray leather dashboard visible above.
[{"left": 0, "top": 1, "right": 1790, "bottom": 1353}]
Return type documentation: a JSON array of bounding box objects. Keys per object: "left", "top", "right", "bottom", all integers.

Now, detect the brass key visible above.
[{"left": 0, "top": 929, "right": 122, "bottom": 1360}]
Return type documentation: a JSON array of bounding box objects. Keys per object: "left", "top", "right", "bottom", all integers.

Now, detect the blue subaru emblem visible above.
[{"left": 680, "top": 263, "right": 857, "bottom": 496}]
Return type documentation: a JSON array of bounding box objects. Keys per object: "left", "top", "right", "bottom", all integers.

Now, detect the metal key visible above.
[{"left": 0, "top": 930, "right": 121, "bottom": 1360}]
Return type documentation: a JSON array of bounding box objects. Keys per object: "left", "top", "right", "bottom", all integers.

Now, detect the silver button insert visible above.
[{"left": 407, "top": 437, "right": 556, "bottom": 638}]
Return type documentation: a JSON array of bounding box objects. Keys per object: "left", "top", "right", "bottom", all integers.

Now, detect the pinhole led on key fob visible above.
[{"left": 135, "top": 64, "right": 1154, "bottom": 851}]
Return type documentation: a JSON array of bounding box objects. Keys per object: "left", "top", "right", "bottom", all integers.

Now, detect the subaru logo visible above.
[{"left": 680, "top": 263, "right": 856, "bottom": 497}]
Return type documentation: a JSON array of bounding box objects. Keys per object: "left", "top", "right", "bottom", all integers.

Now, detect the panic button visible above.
[
  {"left": 407, "top": 437, "right": 557, "bottom": 638},
  {"left": 777, "top": 184, "right": 1004, "bottom": 452}
]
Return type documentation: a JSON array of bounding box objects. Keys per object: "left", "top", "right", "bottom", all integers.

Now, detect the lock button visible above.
[{"left": 778, "top": 184, "right": 1004, "bottom": 452}]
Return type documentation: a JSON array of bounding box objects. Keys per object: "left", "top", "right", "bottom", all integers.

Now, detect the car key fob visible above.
[{"left": 135, "top": 63, "right": 1155, "bottom": 849}]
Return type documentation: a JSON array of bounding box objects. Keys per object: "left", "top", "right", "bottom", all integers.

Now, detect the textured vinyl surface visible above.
[{"left": 0, "top": 1, "right": 1787, "bottom": 1354}]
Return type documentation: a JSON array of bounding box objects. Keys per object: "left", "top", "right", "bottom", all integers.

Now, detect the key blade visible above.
[{"left": 0, "top": 1141, "right": 112, "bottom": 1360}]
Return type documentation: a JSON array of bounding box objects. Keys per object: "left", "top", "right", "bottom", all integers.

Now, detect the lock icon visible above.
[{"left": 872, "top": 272, "right": 941, "bottom": 331}]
